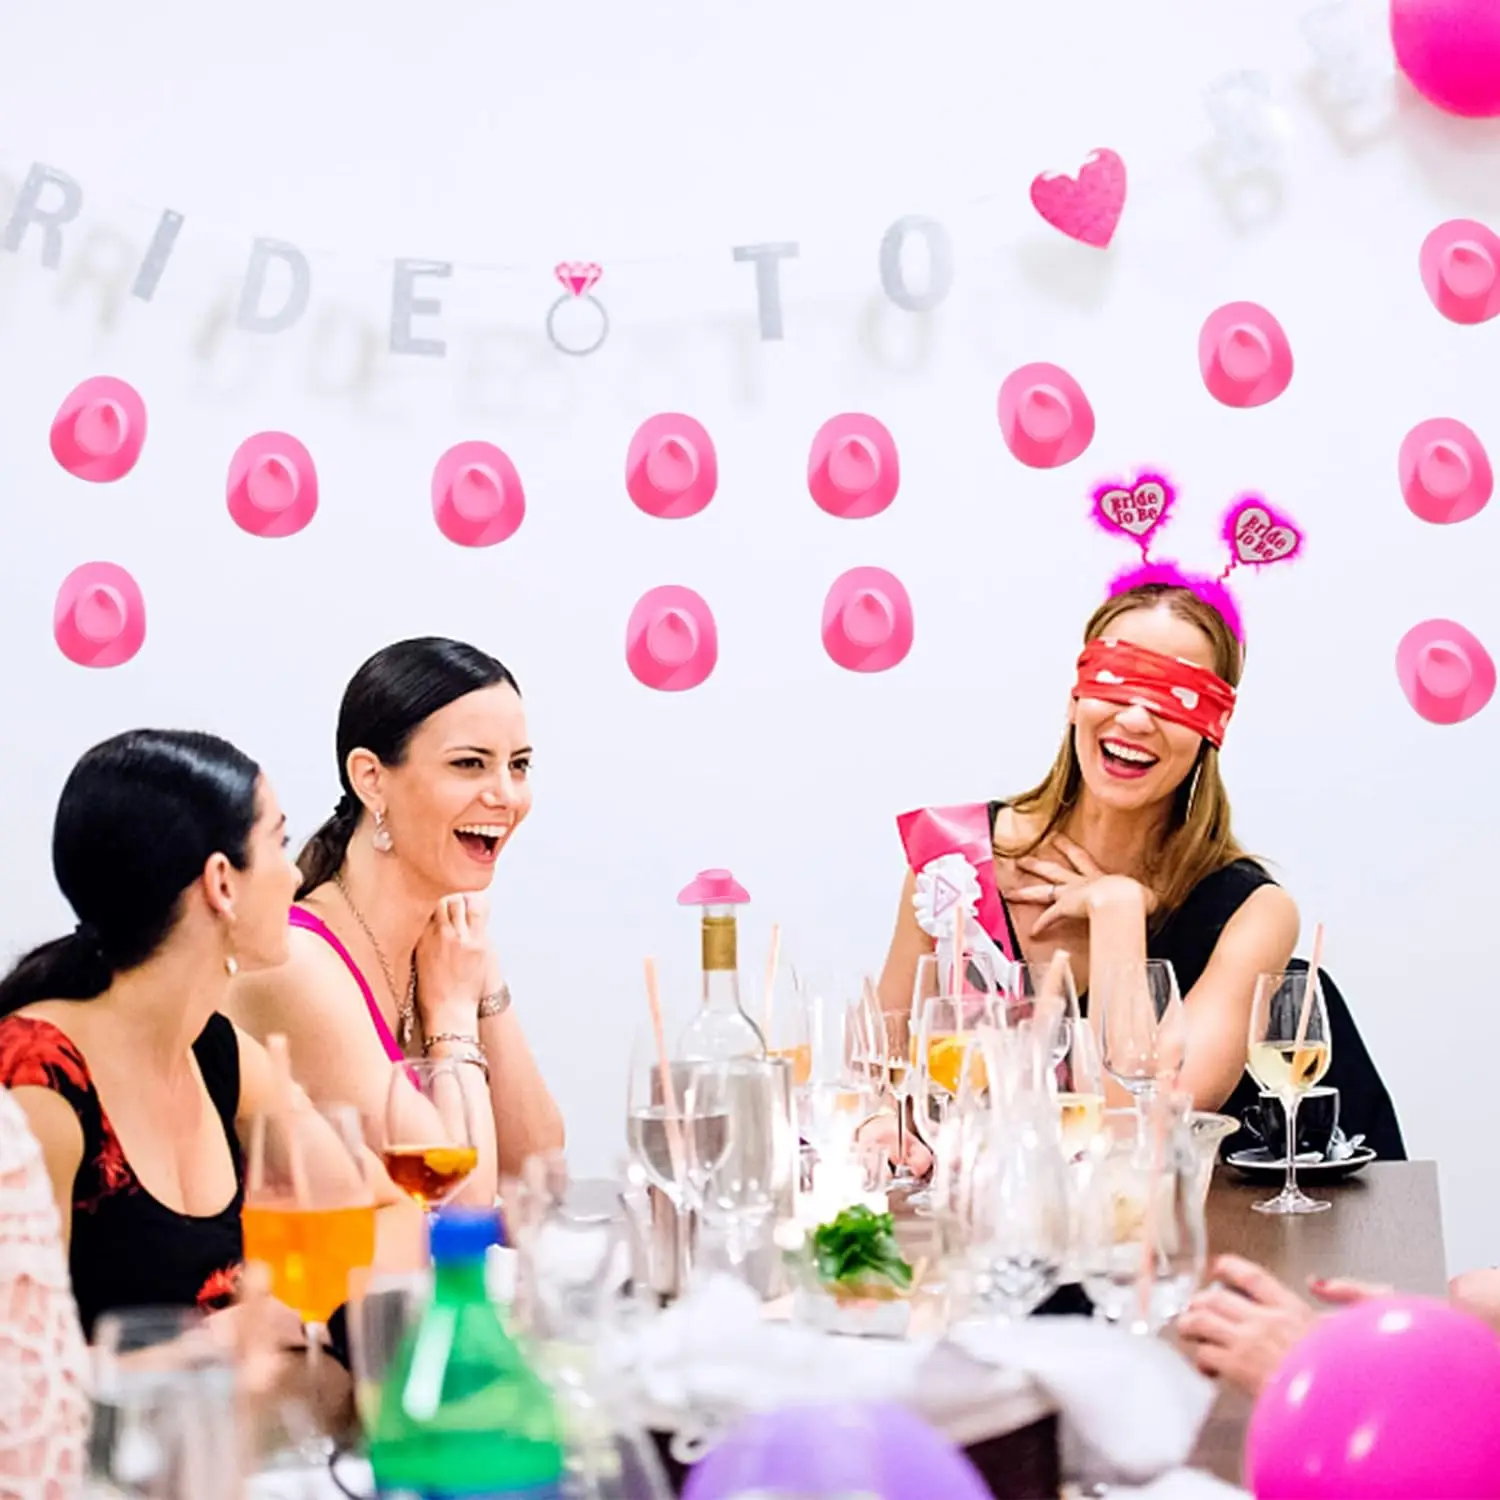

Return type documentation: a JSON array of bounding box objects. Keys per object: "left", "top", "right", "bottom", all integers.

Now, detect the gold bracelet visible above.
[
  {"left": 423, "top": 1031, "right": 481, "bottom": 1051},
  {"left": 423, "top": 1034, "right": 490, "bottom": 1084}
]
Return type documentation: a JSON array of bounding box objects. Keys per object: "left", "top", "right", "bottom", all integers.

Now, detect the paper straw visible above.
[
  {"left": 761, "top": 922, "right": 782, "bottom": 1040},
  {"left": 953, "top": 898, "right": 965, "bottom": 1001},
  {"left": 1292, "top": 923, "right": 1324, "bottom": 1058},
  {"left": 643, "top": 957, "right": 687, "bottom": 1186},
  {"left": 1135, "top": 1096, "right": 1166, "bottom": 1327},
  {"left": 265, "top": 1033, "right": 311, "bottom": 1207}
]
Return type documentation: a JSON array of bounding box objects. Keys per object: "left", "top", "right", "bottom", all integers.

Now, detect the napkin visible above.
[{"left": 951, "top": 1315, "right": 1216, "bottom": 1488}]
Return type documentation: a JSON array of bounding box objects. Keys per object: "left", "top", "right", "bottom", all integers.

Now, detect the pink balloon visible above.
[
  {"left": 1392, "top": 0, "right": 1500, "bottom": 118},
  {"left": 1247, "top": 1295, "right": 1500, "bottom": 1498}
]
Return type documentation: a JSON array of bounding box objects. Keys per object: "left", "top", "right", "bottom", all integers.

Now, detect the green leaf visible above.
[{"left": 807, "top": 1205, "right": 914, "bottom": 1292}]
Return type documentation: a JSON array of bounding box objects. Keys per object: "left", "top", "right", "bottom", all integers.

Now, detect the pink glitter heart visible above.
[
  {"left": 1030, "top": 149, "right": 1127, "bottom": 249},
  {"left": 1222, "top": 495, "right": 1304, "bottom": 570},
  {"left": 554, "top": 261, "right": 603, "bottom": 297}
]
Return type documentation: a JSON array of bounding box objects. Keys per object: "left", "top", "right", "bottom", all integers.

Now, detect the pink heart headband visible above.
[{"left": 1089, "top": 471, "right": 1304, "bottom": 640}]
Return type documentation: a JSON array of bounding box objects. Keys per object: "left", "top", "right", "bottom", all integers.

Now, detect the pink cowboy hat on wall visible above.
[
  {"left": 1420, "top": 219, "right": 1500, "bottom": 325},
  {"left": 1198, "top": 302, "right": 1294, "bottom": 409},
  {"left": 50, "top": 377, "right": 148, "bottom": 483},
  {"left": 626, "top": 414, "right": 719, "bottom": 519},
  {"left": 54, "top": 562, "right": 146, "bottom": 668},
  {"left": 1398, "top": 418, "right": 1493, "bottom": 525},
  {"left": 821, "top": 567, "right": 914, "bottom": 673},
  {"left": 432, "top": 441, "right": 526, "bottom": 548},
  {"left": 807, "top": 413, "right": 900, "bottom": 518},
  {"left": 226, "top": 432, "right": 319, "bottom": 538},
  {"left": 996, "top": 363, "right": 1095, "bottom": 469},
  {"left": 1396, "top": 618, "right": 1495, "bottom": 725},
  {"left": 626, "top": 585, "right": 718, "bottom": 691}
]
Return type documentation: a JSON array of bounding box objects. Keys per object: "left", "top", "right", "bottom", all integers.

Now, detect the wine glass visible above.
[
  {"left": 694, "top": 1058, "right": 784, "bottom": 1273},
  {"left": 1246, "top": 969, "right": 1333, "bottom": 1215},
  {"left": 760, "top": 963, "right": 812, "bottom": 1085},
  {"left": 913, "top": 951, "right": 1002, "bottom": 1021},
  {"left": 1096, "top": 959, "right": 1186, "bottom": 1114},
  {"left": 1077, "top": 1104, "right": 1206, "bottom": 1332},
  {"left": 382, "top": 1059, "right": 479, "bottom": 1215},
  {"left": 243, "top": 1096, "right": 376, "bottom": 1435},
  {"left": 624, "top": 1032, "right": 728, "bottom": 1285}
]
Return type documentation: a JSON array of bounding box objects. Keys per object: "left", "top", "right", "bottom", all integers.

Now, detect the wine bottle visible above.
[{"left": 675, "top": 868, "right": 766, "bottom": 1062}]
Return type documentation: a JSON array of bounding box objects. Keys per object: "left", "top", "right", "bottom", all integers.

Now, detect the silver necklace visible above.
[{"left": 334, "top": 872, "right": 418, "bottom": 1048}]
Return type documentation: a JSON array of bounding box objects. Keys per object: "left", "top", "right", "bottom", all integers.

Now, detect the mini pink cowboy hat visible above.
[
  {"left": 49, "top": 377, "right": 148, "bottom": 483},
  {"left": 226, "top": 432, "right": 319, "bottom": 538},
  {"left": 626, "top": 414, "right": 718, "bottom": 519},
  {"left": 1399, "top": 418, "right": 1493, "bottom": 525},
  {"left": 626, "top": 585, "right": 718, "bottom": 691},
  {"left": 997, "top": 363, "right": 1095, "bottom": 469},
  {"left": 1198, "top": 302, "right": 1294, "bottom": 409},
  {"left": 432, "top": 441, "right": 526, "bottom": 548},
  {"left": 54, "top": 561, "right": 146, "bottom": 668},
  {"left": 1396, "top": 618, "right": 1495, "bottom": 725},
  {"left": 821, "top": 566, "right": 914, "bottom": 673},
  {"left": 677, "top": 868, "right": 750, "bottom": 905},
  {"left": 807, "top": 413, "right": 900, "bottom": 518},
  {"left": 1420, "top": 219, "right": 1500, "bottom": 326}
]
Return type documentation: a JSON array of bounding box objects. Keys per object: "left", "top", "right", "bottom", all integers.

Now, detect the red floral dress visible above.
[{"left": 0, "top": 1013, "right": 245, "bottom": 1336}]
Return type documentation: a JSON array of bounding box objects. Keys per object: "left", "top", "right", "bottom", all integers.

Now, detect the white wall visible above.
[{"left": 0, "top": 0, "right": 1493, "bottom": 1270}]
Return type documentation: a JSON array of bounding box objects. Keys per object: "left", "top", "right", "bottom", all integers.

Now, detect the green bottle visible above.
[{"left": 368, "top": 1209, "right": 565, "bottom": 1499}]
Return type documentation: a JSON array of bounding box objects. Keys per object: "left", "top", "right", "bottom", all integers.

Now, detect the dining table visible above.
[{"left": 1189, "top": 1159, "right": 1449, "bottom": 1485}]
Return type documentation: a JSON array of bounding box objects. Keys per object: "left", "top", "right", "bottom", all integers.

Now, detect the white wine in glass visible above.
[{"left": 1246, "top": 969, "right": 1333, "bottom": 1215}]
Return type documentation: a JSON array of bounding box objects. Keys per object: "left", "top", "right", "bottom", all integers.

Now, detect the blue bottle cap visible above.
[{"left": 428, "top": 1206, "right": 501, "bottom": 1263}]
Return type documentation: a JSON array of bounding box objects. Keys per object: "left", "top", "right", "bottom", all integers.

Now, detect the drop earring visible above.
[
  {"left": 373, "top": 809, "right": 394, "bottom": 853},
  {"left": 225, "top": 953, "right": 239, "bottom": 978}
]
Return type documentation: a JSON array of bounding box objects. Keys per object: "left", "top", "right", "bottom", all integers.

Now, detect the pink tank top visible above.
[{"left": 288, "top": 906, "right": 405, "bottom": 1063}]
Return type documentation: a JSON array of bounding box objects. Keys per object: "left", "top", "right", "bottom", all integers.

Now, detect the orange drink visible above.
[
  {"left": 767, "top": 1042, "right": 812, "bottom": 1086},
  {"left": 382, "top": 1144, "right": 480, "bottom": 1211},
  {"left": 922, "top": 1032, "right": 987, "bottom": 1096},
  {"left": 242, "top": 1201, "right": 377, "bottom": 1324}
]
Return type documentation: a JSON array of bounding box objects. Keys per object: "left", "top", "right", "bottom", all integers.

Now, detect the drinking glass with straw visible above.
[
  {"left": 242, "top": 1037, "right": 376, "bottom": 1408},
  {"left": 1245, "top": 926, "right": 1333, "bottom": 1215}
]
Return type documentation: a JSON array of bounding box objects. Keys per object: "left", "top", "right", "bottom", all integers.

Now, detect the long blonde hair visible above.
[{"left": 997, "top": 584, "right": 1249, "bottom": 917}]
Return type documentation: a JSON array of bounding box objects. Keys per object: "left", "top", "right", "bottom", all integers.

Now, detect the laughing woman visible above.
[
  {"left": 878, "top": 582, "right": 1299, "bottom": 1112},
  {"left": 228, "top": 639, "right": 563, "bottom": 1193}
]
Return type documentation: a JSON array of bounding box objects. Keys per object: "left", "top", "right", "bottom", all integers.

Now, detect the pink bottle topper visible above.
[
  {"left": 1397, "top": 618, "right": 1495, "bottom": 725},
  {"left": 432, "top": 441, "right": 526, "bottom": 548},
  {"left": 625, "top": 585, "right": 718, "bottom": 692},
  {"left": 1029, "top": 148, "right": 1127, "bottom": 248},
  {"left": 807, "top": 414, "right": 900, "bottom": 519},
  {"left": 677, "top": 868, "right": 750, "bottom": 905},
  {"left": 53, "top": 561, "right": 146, "bottom": 668},
  {"left": 226, "top": 432, "right": 319, "bottom": 538},
  {"left": 997, "top": 362, "right": 1096, "bottom": 469},
  {"left": 821, "top": 566, "right": 914, "bottom": 674},
  {"left": 1198, "top": 302, "right": 1294, "bottom": 409},
  {"left": 1090, "top": 472, "right": 1176, "bottom": 558},
  {"left": 49, "top": 377, "right": 147, "bottom": 483},
  {"left": 1219, "top": 495, "right": 1304, "bottom": 578},
  {"left": 1399, "top": 418, "right": 1493, "bottom": 524},
  {"left": 626, "top": 414, "right": 718, "bottom": 519},
  {"left": 1419, "top": 219, "right": 1500, "bottom": 325}
]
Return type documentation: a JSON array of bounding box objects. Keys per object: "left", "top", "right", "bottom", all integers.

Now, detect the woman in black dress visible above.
[
  {"left": 878, "top": 581, "right": 1299, "bottom": 1113},
  {"left": 0, "top": 729, "right": 417, "bottom": 1338}
]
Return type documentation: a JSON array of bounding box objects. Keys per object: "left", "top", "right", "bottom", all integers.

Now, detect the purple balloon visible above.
[
  {"left": 1247, "top": 1295, "right": 1500, "bottom": 1498},
  {"left": 681, "top": 1401, "right": 990, "bottom": 1500}
]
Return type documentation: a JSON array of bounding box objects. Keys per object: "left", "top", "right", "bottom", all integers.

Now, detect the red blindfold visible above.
[{"left": 1072, "top": 638, "right": 1236, "bottom": 749}]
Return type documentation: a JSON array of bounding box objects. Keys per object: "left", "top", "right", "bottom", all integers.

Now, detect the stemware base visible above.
[{"left": 1252, "top": 1185, "right": 1331, "bottom": 1215}]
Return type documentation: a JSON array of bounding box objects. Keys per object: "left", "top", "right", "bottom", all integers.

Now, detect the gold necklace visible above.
[{"left": 334, "top": 872, "right": 418, "bottom": 1048}]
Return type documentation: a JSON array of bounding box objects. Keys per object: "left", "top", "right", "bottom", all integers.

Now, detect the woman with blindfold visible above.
[{"left": 878, "top": 581, "right": 1299, "bottom": 1113}]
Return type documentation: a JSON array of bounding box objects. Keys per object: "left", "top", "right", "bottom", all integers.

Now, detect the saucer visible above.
[{"left": 1226, "top": 1147, "right": 1375, "bottom": 1184}]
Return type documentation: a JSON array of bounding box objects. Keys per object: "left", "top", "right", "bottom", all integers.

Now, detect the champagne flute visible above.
[
  {"left": 242, "top": 1099, "right": 376, "bottom": 1393},
  {"left": 1246, "top": 969, "right": 1333, "bottom": 1215},
  {"left": 761, "top": 963, "right": 813, "bottom": 1085},
  {"left": 382, "top": 1059, "right": 479, "bottom": 1215},
  {"left": 1096, "top": 959, "right": 1186, "bottom": 1115}
]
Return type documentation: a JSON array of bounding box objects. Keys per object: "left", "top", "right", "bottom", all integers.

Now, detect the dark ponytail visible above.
[
  {"left": 296, "top": 637, "right": 519, "bottom": 900},
  {"left": 0, "top": 730, "right": 261, "bottom": 1020}
]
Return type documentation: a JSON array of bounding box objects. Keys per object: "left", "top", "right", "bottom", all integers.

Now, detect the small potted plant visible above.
[{"left": 789, "top": 1205, "right": 916, "bottom": 1338}]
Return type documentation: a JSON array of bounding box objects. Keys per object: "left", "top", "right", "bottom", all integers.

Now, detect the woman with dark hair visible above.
[
  {"left": 878, "top": 582, "right": 1300, "bottom": 1112},
  {"left": 228, "top": 637, "right": 562, "bottom": 1191},
  {"left": 0, "top": 729, "right": 407, "bottom": 1337}
]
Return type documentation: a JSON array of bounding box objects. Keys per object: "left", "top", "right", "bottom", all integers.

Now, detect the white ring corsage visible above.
[{"left": 912, "top": 853, "right": 981, "bottom": 939}]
